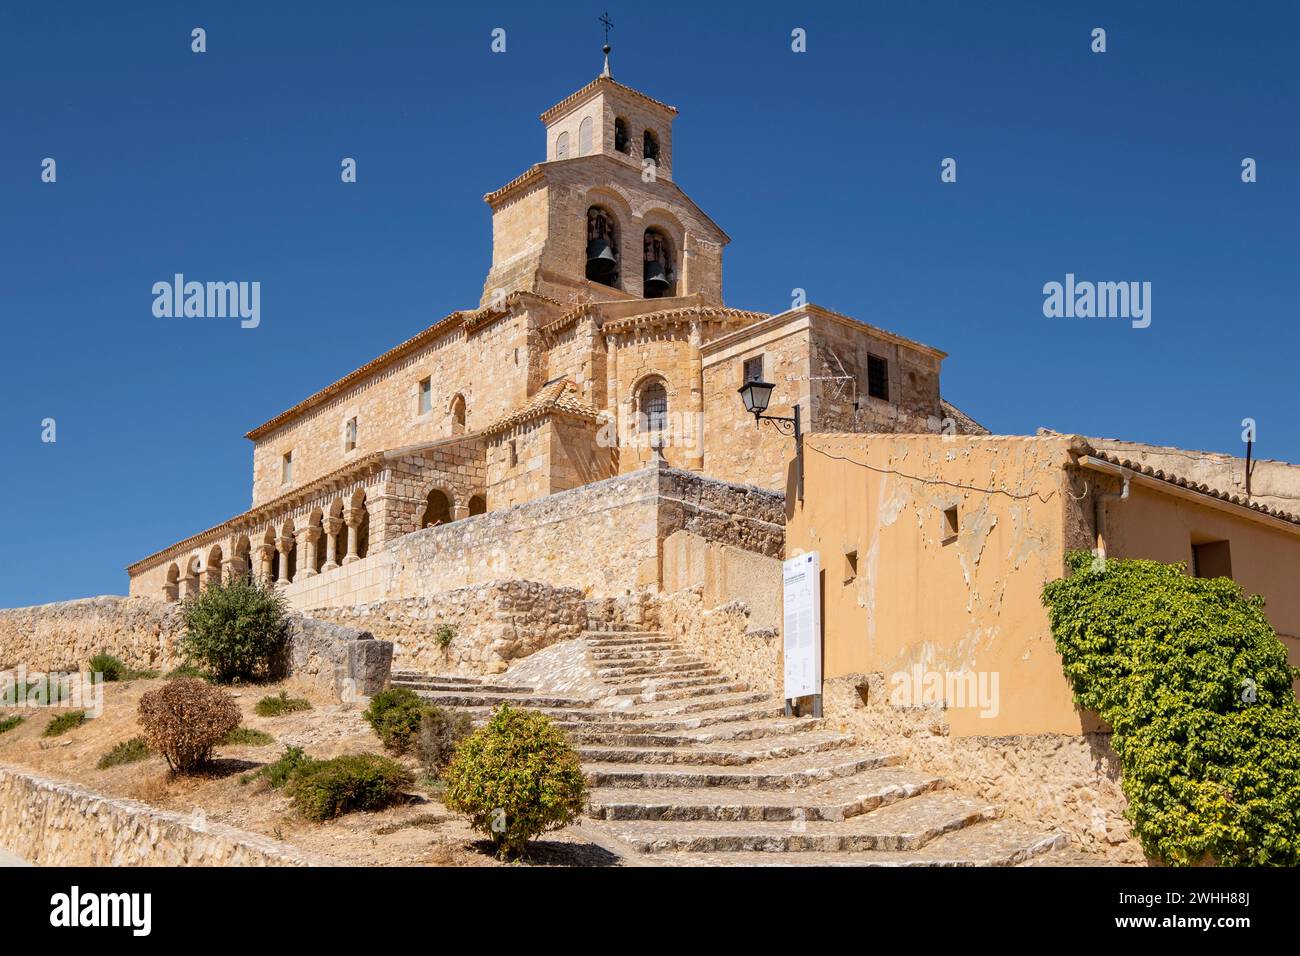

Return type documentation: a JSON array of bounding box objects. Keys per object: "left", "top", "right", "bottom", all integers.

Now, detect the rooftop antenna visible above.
[{"left": 599, "top": 11, "right": 613, "bottom": 77}]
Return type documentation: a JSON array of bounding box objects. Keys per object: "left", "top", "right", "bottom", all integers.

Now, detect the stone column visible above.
[
  {"left": 321, "top": 516, "right": 343, "bottom": 571},
  {"left": 179, "top": 571, "right": 199, "bottom": 600},
  {"left": 293, "top": 525, "right": 320, "bottom": 582},
  {"left": 685, "top": 319, "right": 705, "bottom": 472},
  {"left": 255, "top": 544, "right": 275, "bottom": 583},
  {"left": 223, "top": 553, "right": 247, "bottom": 583},
  {"left": 342, "top": 507, "right": 363, "bottom": 564},
  {"left": 605, "top": 332, "right": 621, "bottom": 471},
  {"left": 200, "top": 562, "right": 222, "bottom": 590},
  {"left": 275, "top": 535, "right": 294, "bottom": 586},
  {"left": 453, "top": 502, "right": 470, "bottom": 521}
]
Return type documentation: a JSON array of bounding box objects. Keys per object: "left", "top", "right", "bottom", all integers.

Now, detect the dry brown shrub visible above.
[{"left": 138, "top": 678, "right": 241, "bottom": 774}]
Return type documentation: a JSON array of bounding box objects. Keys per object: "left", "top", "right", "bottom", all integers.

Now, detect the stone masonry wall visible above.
[
  {"left": 820, "top": 672, "right": 1145, "bottom": 864},
  {"left": 0, "top": 597, "right": 391, "bottom": 701},
  {"left": 310, "top": 580, "right": 587, "bottom": 677},
  {"left": 0, "top": 766, "right": 331, "bottom": 866}
]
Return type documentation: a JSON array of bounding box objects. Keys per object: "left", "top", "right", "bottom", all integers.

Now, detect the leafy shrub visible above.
[
  {"left": 180, "top": 575, "right": 290, "bottom": 683},
  {"left": 0, "top": 715, "right": 24, "bottom": 735},
  {"left": 285, "top": 753, "right": 412, "bottom": 822},
  {"left": 435, "top": 624, "right": 456, "bottom": 650},
  {"left": 248, "top": 745, "right": 311, "bottom": 789},
  {"left": 97, "top": 737, "right": 150, "bottom": 770},
  {"left": 223, "top": 727, "right": 274, "bottom": 746},
  {"left": 443, "top": 704, "right": 587, "bottom": 858},
  {"left": 43, "top": 710, "right": 86, "bottom": 737},
  {"left": 363, "top": 687, "right": 427, "bottom": 754},
  {"left": 89, "top": 652, "right": 126, "bottom": 682},
  {"left": 415, "top": 706, "right": 472, "bottom": 776},
  {"left": 255, "top": 691, "right": 313, "bottom": 718},
  {"left": 137, "top": 678, "right": 241, "bottom": 774},
  {"left": 1042, "top": 552, "right": 1300, "bottom": 866}
]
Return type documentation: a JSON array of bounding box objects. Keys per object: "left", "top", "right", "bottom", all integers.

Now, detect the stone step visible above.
[
  {"left": 391, "top": 672, "right": 484, "bottom": 685},
  {"left": 608, "top": 671, "right": 733, "bottom": 691},
  {"left": 577, "top": 730, "right": 854, "bottom": 767},
  {"left": 585, "top": 749, "right": 900, "bottom": 791},
  {"left": 585, "top": 636, "right": 676, "bottom": 649},
  {"left": 645, "top": 820, "right": 1068, "bottom": 867},
  {"left": 566, "top": 716, "right": 827, "bottom": 746},
  {"left": 624, "top": 681, "right": 750, "bottom": 703},
  {"left": 411, "top": 690, "right": 594, "bottom": 710},
  {"left": 393, "top": 679, "right": 523, "bottom": 694},
  {"left": 543, "top": 703, "right": 785, "bottom": 733},
  {"left": 597, "top": 662, "right": 718, "bottom": 679},
  {"left": 588, "top": 766, "right": 945, "bottom": 822},
  {"left": 612, "top": 675, "right": 742, "bottom": 695},
  {"left": 583, "top": 630, "right": 667, "bottom": 639},
  {"left": 626, "top": 690, "right": 771, "bottom": 715},
  {"left": 602, "top": 792, "right": 999, "bottom": 854}
]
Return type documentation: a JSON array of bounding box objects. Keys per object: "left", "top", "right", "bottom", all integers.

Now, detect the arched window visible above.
[
  {"left": 643, "top": 229, "right": 675, "bottom": 299},
  {"left": 555, "top": 131, "right": 570, "bottom": 160},
  {"left": 638, "top": 380, "right": 668, "bottom": 433},
  {"left": 585, "top": 206, "right": 619, "bottom": 287},
  {"left": 468, "top": 494, "right": 487, "bottom": 516},
  {"left": 579, "top": 116, "right": 593, "bottom": 156},
  {"left": 614, "top": 117, "right": 630, "bottom": 154},
  {"left": 420, "top": 489, "right": 452, "bottom": 529},
  {"left": 450, "top": 394, "right": 466, "bottom": 434},
  {"left": 643, "top": 129, "right": 660, "bottom": 165}
]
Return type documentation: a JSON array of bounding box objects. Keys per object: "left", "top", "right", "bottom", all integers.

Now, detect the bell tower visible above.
[{"left": 479, "top": 36, "right": 728, "bottom": 307}]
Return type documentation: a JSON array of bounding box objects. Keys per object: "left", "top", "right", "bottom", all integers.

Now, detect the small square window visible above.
[
  {"left": 867, "top": 354, "right": 889, "bottom": 401},
  {"left": 344, "top": 417, "right": 357, "bottom": 452},
  {"left": 942, "top": 506, "right": 959, "bottom": 542},
  {"left": 743, "top": 354, "right": 765, "bottom": 384},
  {"left": 1192, "top": 540, "right": 1232, "bottom": 579},
  {"left": 843, "top": 549, "right": 858, "bottom": 584},
  {"left": 418, "top": 377, "right": 432, "bottom": 415},
  {"left": 281, "top": 452, "right": 293, "bottom": 485}
]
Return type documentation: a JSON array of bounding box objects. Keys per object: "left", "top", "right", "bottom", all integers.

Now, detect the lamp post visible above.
[{"left": 737, "top": 380, "right": 803, "bottom": 502}]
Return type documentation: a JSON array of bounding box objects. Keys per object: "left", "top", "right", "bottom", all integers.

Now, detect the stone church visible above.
[{"left": 127, "top": 68, "right": 984, "bottom": 599}]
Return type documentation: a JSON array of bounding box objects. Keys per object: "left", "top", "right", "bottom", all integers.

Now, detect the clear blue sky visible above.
[{"left": 2, "top": 0, "right": 1297, "bottom": 606}]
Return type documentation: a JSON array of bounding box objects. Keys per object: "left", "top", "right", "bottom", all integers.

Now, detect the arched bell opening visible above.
[
  {"left": 585, "top": 206, "right": 620, "bottom": 288},
  {"left": 643, "top": 228, "right": 676, "bottom": 299}
]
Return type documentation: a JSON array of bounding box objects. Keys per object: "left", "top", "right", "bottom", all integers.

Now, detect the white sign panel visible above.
[{"left": 782, "top": 551, "right": 821, "bottom": 699}]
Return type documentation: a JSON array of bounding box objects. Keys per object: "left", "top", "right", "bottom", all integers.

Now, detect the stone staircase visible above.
[{"left": 391, "top": 629, "right": 1068, "bottom": 866}]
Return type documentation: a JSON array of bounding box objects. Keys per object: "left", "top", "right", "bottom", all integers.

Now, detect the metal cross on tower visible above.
[{"left": 599, "top": 11, "right": 613, "bottom": 75}]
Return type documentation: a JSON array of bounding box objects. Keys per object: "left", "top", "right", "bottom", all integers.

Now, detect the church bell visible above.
[
  {"left": 586, "top": 238, "right": 618, "bottom": 280},
  {"left": 643, "top": 259, "right": 671, "bottom": 297}
]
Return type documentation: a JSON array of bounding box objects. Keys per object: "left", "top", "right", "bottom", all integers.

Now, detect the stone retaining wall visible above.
[
  {"left": 0, "top": 597, "right": 391, "bottom": 700},
  {"left": 0, "top": 766, "right": 332, "bottom": 866},
  {"left": 310, "top": 580, "right": 587, "bottom": 676},
  {"left": 820, "top": 672, "right": 1145, "bottom": 864}
]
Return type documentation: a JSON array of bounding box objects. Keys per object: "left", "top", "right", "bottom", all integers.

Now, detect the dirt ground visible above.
[{"left": 0, "top": 677, "right": 621, "bottom": 867}]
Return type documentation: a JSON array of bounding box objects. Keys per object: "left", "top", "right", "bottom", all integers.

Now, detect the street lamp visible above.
[{"left": 737, "top": 380, "right": 803, "bottom": 502}]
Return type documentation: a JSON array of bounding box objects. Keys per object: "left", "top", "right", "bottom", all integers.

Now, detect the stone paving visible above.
[{"left": 392, "top": 630, "right": 1073, "bottom": 866}]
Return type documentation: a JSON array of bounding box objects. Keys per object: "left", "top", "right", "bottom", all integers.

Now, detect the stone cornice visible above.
[
  {"left": 538, "top": 75, "right": 678, "bottom": 125},
  {"left": 602, "top": 306, "right": 766, "bottom": 338}
]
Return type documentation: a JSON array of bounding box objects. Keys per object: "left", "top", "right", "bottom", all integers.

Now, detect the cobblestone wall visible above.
[{"left": 0, "top": 766, "right": 331, "bottom": 866}]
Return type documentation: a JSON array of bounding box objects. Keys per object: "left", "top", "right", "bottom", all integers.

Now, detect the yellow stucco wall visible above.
[{"left": 786, "top": 433, "right": 1091, "bottom": 736}]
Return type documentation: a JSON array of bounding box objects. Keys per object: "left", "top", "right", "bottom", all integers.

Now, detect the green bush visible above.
[
  {"left": 165, "top": 663, "right": 209, "bottom": 681},
  {"left": 0, "top": 715, "right": 24, "bottom": 735},
  {"left": 180, "top": 576, "right": 290, "bottom": 683},
  {"left": 43, "top": 711, "right": 86, "bottom": 737},
  {"left": 435, "top": 624, "right": 456, "bottom": 650},
  {"left": 285, "top": 753, "right": 412, "bottom": 822},
  {"left": 138, "top": 678, "right": 241, "bottom": 774},
  {"left": 443, "top": 704, "right": 587, "bottom": 858},
  {"left": 223, "top": 727, "right": 275, "bottom": 746},
  {"left": 249, "top": 745, "right": 311, "bottom": 789},
  {"left": 255, "top": 691, "right": 313, "bottom": 718},
  {"left": 363, "top": 687, "right": 427, "bottom": 755},
  {"left": 97, "top": 737, "right": 150, "bottom": 770},
  {"left": 415, "top": 706, "right": 473, "bottom": 776},
  {"left": 1042, "top": 552, "right": 1300, "bottom": 866},
  {"left": 89, "top": 652, "right": 126, "bottom": 682}
]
